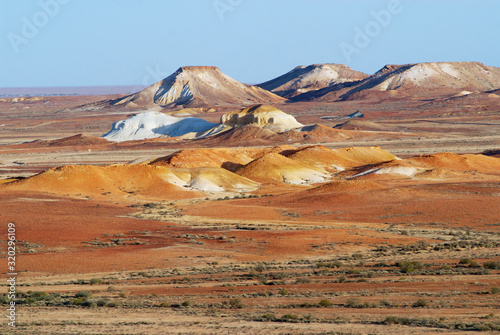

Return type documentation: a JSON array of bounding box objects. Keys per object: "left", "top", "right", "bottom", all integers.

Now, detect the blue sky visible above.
[{"left": 1, "top": 0, "right": 499, "bottom": 88}]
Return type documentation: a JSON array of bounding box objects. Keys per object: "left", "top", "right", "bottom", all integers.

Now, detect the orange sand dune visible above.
[
  {"left": 236, "top": 152, "right": 328, "bottom": 184},
  {"left": 343, "top": 152, "right": 500, "bottom": 180},
  {"left": 407, "top": 152, "right": 500, "bottom": 175},
  {"left": 287, "top": 145, "right": 397, "bottom": 171},
  {"left": 149, "top": 145, "right": 297, "bottom": 171},
  {"left": 2, "top": 164, "right": 197, "bottom": 200},
  {"left": 282, "top": 124, "right": 354, "bottom": 141},
  {"left": 4, "top": 146, "right": 498, "bottom": 201},
  {"left": 4, "top": 164, "right": 261, "bottom": 200},
  {"left": 149, "top": 147, "right": 256, "bottom": 170}
]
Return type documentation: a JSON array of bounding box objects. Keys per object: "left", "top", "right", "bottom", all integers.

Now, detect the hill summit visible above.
[
  {"left": 111, "top": 66, "right": 284, "bottom": 109},
  {"left": 258, "top": 64, "right": 368, "bottom": 98},
  {"left": 350, "top": 62, "right": 500, "bottom": 93},
  {"left": 294, "top": 62, "right": 500, "bottom": 102}
]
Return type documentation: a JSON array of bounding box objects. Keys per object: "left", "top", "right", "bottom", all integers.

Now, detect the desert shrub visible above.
[
  {"left": 316, "top": 261, "right": 328, "bottom": 268},
  {"left": 483, "top": 313, "right": 494, "bottom": 319},
  {"left": 396, "top": 261, "right": 423, "bottom": 273},
  {"left": 24, "top": 297, "right": 37, "bottom": 305},
  {"left": 352, "top": 252, "right": 363, "bottom": 260},
  {"left": 49, "top": 292, "right": 61, "bottom": 299},
  {"left": 383, "top": 316, "right": 400, "bottom": 325},
  {"left": 257, "top": 274, "right": 268, "bottom": 285},
  {"left": 81, "top": 300, "right": 96, "bottom": 308},
  {"left": 491, "top": 287, "right": 500, "bottom": 294},
  {"left": 475, "top": 323, "right": 499, "bottom": 331},
  {"left": 181, "top": 300, "right": 193, "bottom": 307},
  {"left": 96, "top": 299, "right": 109, "bottom": 307},
  {"left": 159, "top": 301, "right": 170, "bottom": 307},
  {"left": 261, "top": 313, "right": 276, "bottom": 321},
  {"left": 331, "top": 260, "right": 343, "bottom": 268},
  {"left": 379, "top": 299, "right": 393, "bottom": 308},
  {"left": 387, "top": 317, "right": 499, "bottom": 331},
  {"left": 23, "top": 291, "right": 50, "bottom": 304},
  {"left": 0, "top": 295, "right": 9, "bottom": 304},
  {"left": 413, "top": 298, "right": 429, "bottom": 308},
  {"left": 318, "top": 299, "right": 333, "bottom": 307},
  {"left": 228, "top": 298, "right": 244, "bottom": 309},
  {"left": 373, "top": 262, "right": 389, "bottom": 267},
  {"left": 143, "top": 202, "right": 160, "bottom": 208},
  {"left": 75, "top": 291, "right": 92, "bottom": 299},
  {"left": 280, "top": 314, "right": 299, "bottom": 322},
  {"left": 106, "top": 301, "right": 118, "bottom": 307},
  {"left": 295, "top": 277, "right": 311, "bottom": 284},
  {"left": 90, "top": 278, "right": 102, "bottom": 285},
  {"left": 317, "top": 260, "right": 343, "bottom": 268},
  {"left": 32, "top": 291, "right": 48, "bottom": 300},
  {"left": 336, "top": 275, "right": 347, "bottom": 283},
  {"left": 118, "top": 290, "right": 128, "bottom": 298},
  {"left": 468, "top": 261, "right": 482, "bottom": 268},
  {"left": 278, "top": 289, "right": 289, "bottom": 296},
  {"left": 272, "top": 272, "right": 289, "bottom": 280},
  {"left": 459, "top": 257, "right": 473, "bottom": 265},
  {"left": 483, "top": 261, "right": 500, "bottom": 269},
  {"left": 73, "top": 297, "right": 86, "bottom": 305},
  {"left": 345, "top": 298, "right": 363, "bottom": 308}
]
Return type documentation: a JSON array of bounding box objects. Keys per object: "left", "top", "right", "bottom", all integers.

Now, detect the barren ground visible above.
[{"left": 0, "top": 96, "right": 499, "bottom": 334}]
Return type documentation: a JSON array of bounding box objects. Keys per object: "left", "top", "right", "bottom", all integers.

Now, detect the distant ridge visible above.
[
  {"left": 258, "top": 64, "right": 368, "bottom": 98},
  {"left": 0, "top": 86, "right": 142, "bottom": 98},
  {"left": 293, "top": 62, "right": 500, "bottom": 102}
]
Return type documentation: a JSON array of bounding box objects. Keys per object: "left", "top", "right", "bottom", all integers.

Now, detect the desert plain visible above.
[{"left": 0, "top": 62, "right": 499, "bottom": 334}]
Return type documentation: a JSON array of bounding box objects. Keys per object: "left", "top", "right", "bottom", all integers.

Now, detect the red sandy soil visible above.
[
  {"left": 182, "top": 180, "right": 500, "bottom": 230},
  {"left": 4, "top": 146, "right": 500, "bottom": 232},
  {"left": 0, "top": 189, "right": 425, "bottom": 275},
  {"left": 1, "top": 92, "right": 499, "bottom": 334}
]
